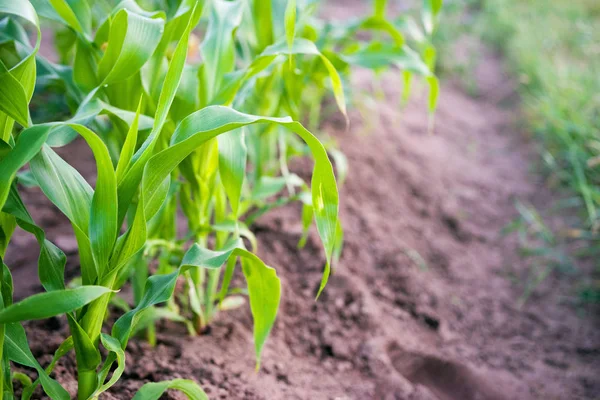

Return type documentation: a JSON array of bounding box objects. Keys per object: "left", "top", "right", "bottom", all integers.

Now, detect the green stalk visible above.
[
  {"left": 77, "top": 370, "right": 98, "bottom": 400},
  {"left": 192, "top": 232, "right": 208, "bottom": 334},
  {"left": 205, "top": 185, "right": 227, "bottom": 323},
  {"left": 77, "top": 271, "right": 118, "bottom": 399}
]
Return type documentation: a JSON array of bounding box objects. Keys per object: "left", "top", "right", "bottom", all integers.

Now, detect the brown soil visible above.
[{"left": 5, "top": 8, "right": 600, "bottom": 400}]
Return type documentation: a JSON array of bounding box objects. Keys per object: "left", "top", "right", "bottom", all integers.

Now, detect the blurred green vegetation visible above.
[
  {"left": 482, "top": 0, "right": 600, "bottom": 232},
  {"left": 435, "top": 0, "right": 600, "bottom": 301}
]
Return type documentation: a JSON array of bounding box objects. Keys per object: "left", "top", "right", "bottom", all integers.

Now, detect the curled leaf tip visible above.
[{"left": 314, "top": 261, "right": 331, "bottom": 301}]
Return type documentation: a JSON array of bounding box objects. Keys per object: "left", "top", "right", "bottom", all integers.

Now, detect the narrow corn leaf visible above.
[
  {"left": 239, "top": 251, "right": 280, "bottom": 368},
  {"left": 252, "top": 0, "right": 273, "bottom": 52},
  {"left": 98, "top": 9, "right": 165, "bottom": 85},
  {"left": 0, "top": 61, "right": 30, "bottom": 127},
  {"left": 427, "top": 75, "right": 440, "bottom": 113},
  {"left": 113, "top": 240, "right": 279, "bottom": 366},
  {"left": 21, "top": 338, "right": 74, "bottom": 400},
  {"left": 340, "top": 43, "right": 431, "bottom": 76},
  {"left": 68, "top": 124, "right": 118, "bottom": 275},
  {"left": 66, "top": 314, "right": 101, "bottom": 371},
  {"left": 46, "top": 0, "right": 85, "bottom": 34},
  {"left": 181, "top": 242, "right": 237, "bottom": 269},
  {"left": 3, "top": 184, "right": 66, "bottom": 291},
  {"left": 285, "top": 0, "right": 297, "bottom": 57},
  {"left": 298, "top": 195, "right": 313, "bottom": 249},
  {"left": 0, "top": 0, "right": 41, "bottom": 129},
  {"left": 0, "top": 211, "right": 16, "bottom": 257},
  {"left": 116, "top": 97, "right": 143, "bottom": 182},
  {"left": 4, "top": 323, "right": 69, "bottom": 400},
  {"left": 217, "top": 39, "right": 347, "bottom": 118},
  {"left": 218, "top": 128, "right": 247, "bottom": 218},
  {"left": 118, "top": 3, "right": 202, "bottom": 224},
  {"left": 0, "top": 125, "right": 51, "bottom": 208},
  {"left": 360, "top": 16, "right": 404, "bottom": 46},
  {"left": 118, "top": 107, "right": 337, "bottom": 293},
  {"left": 133, "top": 379, "right": 208, "bottom": 400},
  {"left": 73, "top": 38, "right": 98, "bottom": 91},
  {"left": 30, "top": 145, "right": 92, "bottom": 232},
  {"left": 0, "top": 286, "right": 112, "bottom": 323},
  {"left": 94, "top": 334, "right": 126, "bottom": 396},
  {"left": 128, "top": 107, "right": 337, "bottom": 294},
  {"left": 374, "top": 0, "right": 387, "bottom": 17},
  {"left": 199, "top": 0, "right": 243, "bottom": 102},
  {"left": 422, "top": 0, "right": 443, "bottom": 35},
  {"left": 218, "top": 255, "right": 237, "bottom": 303},
  {"left": 29, "top": 144, "right": 97, "bottom": 283}
]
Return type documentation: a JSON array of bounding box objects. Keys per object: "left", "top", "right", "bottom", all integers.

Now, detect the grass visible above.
[
  {"left": 435, "top": 0, "right": 600, "bottom": 301},
  {"left": 482, "top": 0, "right": 600, "bottom": 231}
]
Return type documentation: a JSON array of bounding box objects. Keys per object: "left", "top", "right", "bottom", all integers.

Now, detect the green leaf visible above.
[
  {"left": 0, "top": 125, "right": 51, "bottom": 209},
  {"left": 284, "top": 0, "right": 297, "bottom": 57},
  {"left": 0, "top": 286, "right": 112, "bottom": 323},
  {"left": 422, "top": 0, "right": 443, "bottom": 35},
  {"left": 73, "top": 38, "right": 98, "bottom": 91},
  {"left": 66, "top": 314, "right": 101, "bottom": 371},
  {"left": 30, "top": 143, "right": 97, "bottom": 283},
  {"left": 0, "top": 60, "right": 30, "bottom": 127},
  {"left": 199, "top": 0, "right": 243, "bottom": 102},
  {"left": 22, "top": 338, "right": 75, "bottom": 400},
  {"left": 117, "top": 2, "right": 203, "bottom": 225},
  {"left": 68, "top": 124, "right": 118, "bottom": 275},
  {"left": 2, "top": 184, "right": 66, "bottom": 292},
  {"left": 132, "top": 379, "right": 208, "bottom": 400},
  {"left": 359, "top": 16, "right": 404, "bottom": 46},
  {"left": 30, "top": 144, "right": 92, "bottom": 233},
  {"left": 239, "top": 250, "right": 280, "bottom": 368},
  {"left": 374, "top": 0, "right": 387, "bottom": 17},
  {"left": 4, "top": 323, "right": 69, "bottom": 400},
  {"left": 94, "top": 334, "right": 126, "bottom": 396},
  {"left": 252, "top": 0, "right": 273, "bottom": 52},
  {"left": 116, "top": 97, "right": 143, "bottom": 183},
  {"left": 170, "top": 107, "right": 338, "bottom": 289},
  {"left": 47, "top": 0, "right": 86, "bottom": 34},
  {"left": 217, "top": 39, "right": 347, "bottom": 119},
  {"left": 113, "top": 240, "right": 280, "bottom": 365},
  {"left": 218, "top": 128, "right": 247, "bottom": 218},
  {"left": 427, "top": 75, "right": 439, "bottom": 113},
  {"left": 0, "top": 0, "right": 41, "bottom": 131},
  {"left": 340, "top": 43, "right": 431, "bottom": 76},
  {"left": 98, "top": 9, "right": 165, "bottom": 85}
]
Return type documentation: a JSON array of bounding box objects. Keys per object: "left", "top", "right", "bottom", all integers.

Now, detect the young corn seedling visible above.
[
  {"left": 33, "top": 0, "right": 441, "bottom": 339},
  {"left": 0, "top": 1, "right": 443, "bottom": 399},
  {"left": 1, "top": 0, "right": 344, "bottom": 398},
  {"left": 0, "top": 1, "right": 211, "bottom": 398}
]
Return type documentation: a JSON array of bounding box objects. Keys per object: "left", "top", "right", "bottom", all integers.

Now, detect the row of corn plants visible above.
[{"left": 0, "top": 0, "right": 441, "bottom": 398}]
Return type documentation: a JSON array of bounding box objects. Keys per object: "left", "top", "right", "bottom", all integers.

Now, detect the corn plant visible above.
[{"left": 0, "top": 0, "right": 442, "bottom": 399}]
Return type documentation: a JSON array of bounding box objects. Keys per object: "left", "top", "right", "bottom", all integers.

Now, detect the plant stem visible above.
[
  {"left": 77, "top": 271, "right": 117, "bottom": 399},
  {"left": 192, "top": 233, "right": 208, "bottom": 334},
  {"left": 77, "top": 370, "right": 97, "bottom": 400}
]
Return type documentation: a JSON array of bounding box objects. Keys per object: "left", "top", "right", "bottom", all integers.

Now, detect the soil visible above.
[{"left": 5, "top": 3, "right": 600, "bottom": 400}]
